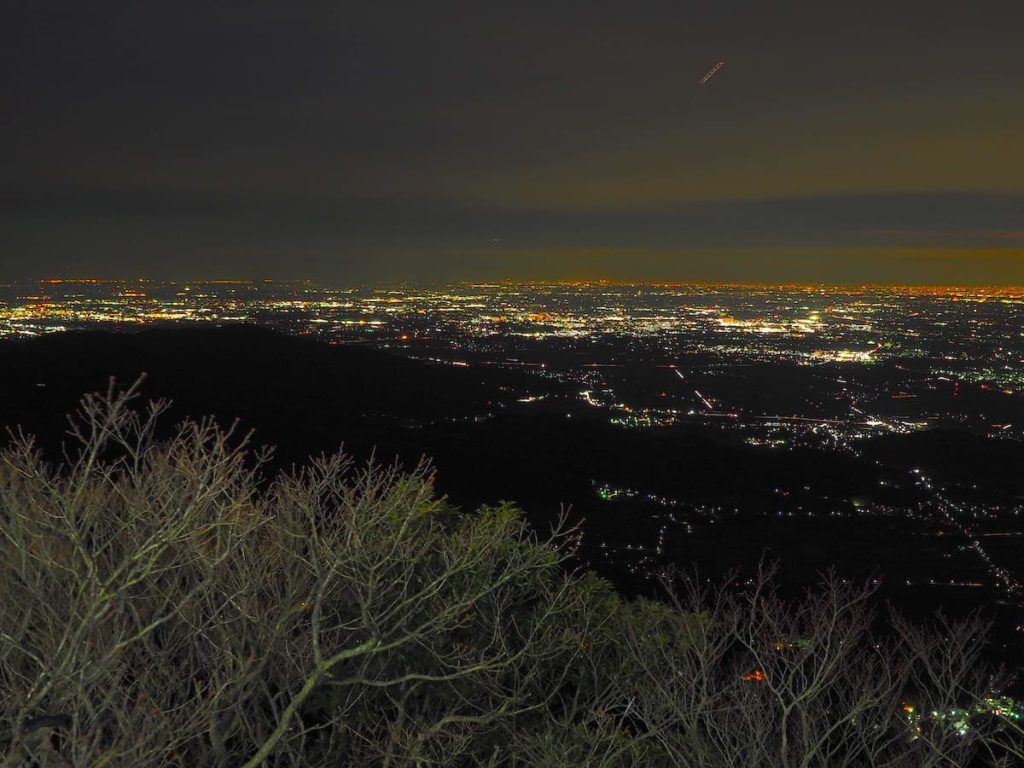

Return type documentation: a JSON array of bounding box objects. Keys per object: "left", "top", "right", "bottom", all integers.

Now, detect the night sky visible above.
[{"left": 2, "top": 1, "right": 1022, "bottom": 284}]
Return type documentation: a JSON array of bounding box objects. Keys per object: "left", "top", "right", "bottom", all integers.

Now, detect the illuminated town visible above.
[
  {"left": 4, "top": 278, "right": 1023, "bottom": 438},
  {"left": 3, "top": 278, "right": 1024, "bottom": 654}
]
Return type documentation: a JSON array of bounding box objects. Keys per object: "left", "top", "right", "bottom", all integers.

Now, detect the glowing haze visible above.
[{"left": 1, "top": 1, "right": 1022, "bottom": 283}]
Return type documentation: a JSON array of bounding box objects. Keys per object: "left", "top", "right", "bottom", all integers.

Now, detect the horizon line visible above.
[{"left": 9, "top": 277, "right": 1024, "bottom": 291}]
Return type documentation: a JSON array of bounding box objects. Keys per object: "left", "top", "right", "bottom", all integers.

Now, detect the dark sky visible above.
[{"left": 2, "top": 0, "right": 1022, "bottom": 284}]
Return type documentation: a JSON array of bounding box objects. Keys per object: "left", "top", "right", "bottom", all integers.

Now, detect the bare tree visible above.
[
  {"left": 1, "top": 382, "right": 1020, "bottom": 767},
  {"left": 616, "top": 567, "right": 1012, "bottom": 768},
  {"left": 0, "top": 381, "right": 586, "bottom": 767},
  {"left": 0, "top": 379, "right": 266, "bottom": 766}
]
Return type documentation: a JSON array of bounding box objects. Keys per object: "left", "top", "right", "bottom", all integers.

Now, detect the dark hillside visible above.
[
  {"left": 0, "top": 326, "right": 906, "bottom": 514},
  {"left": 0, "top": 325, "right": 555, "bottom": 463},
  {"left": 0, "top": 326, "right": 980, "bottom": 603}
]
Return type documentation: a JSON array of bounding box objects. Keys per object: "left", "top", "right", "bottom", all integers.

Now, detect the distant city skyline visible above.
[{"left": 2, "top": 1, "right": 1022, "bottom": 283}]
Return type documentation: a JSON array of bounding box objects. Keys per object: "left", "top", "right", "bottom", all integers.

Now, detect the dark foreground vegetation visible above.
[{"left": 2, "top": 382, "right": 1024, "bottom": 767}]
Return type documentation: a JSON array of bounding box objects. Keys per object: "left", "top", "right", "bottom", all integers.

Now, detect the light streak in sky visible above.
[{"left": 699, "top": 61, "right": 725, "bottom": 85}]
